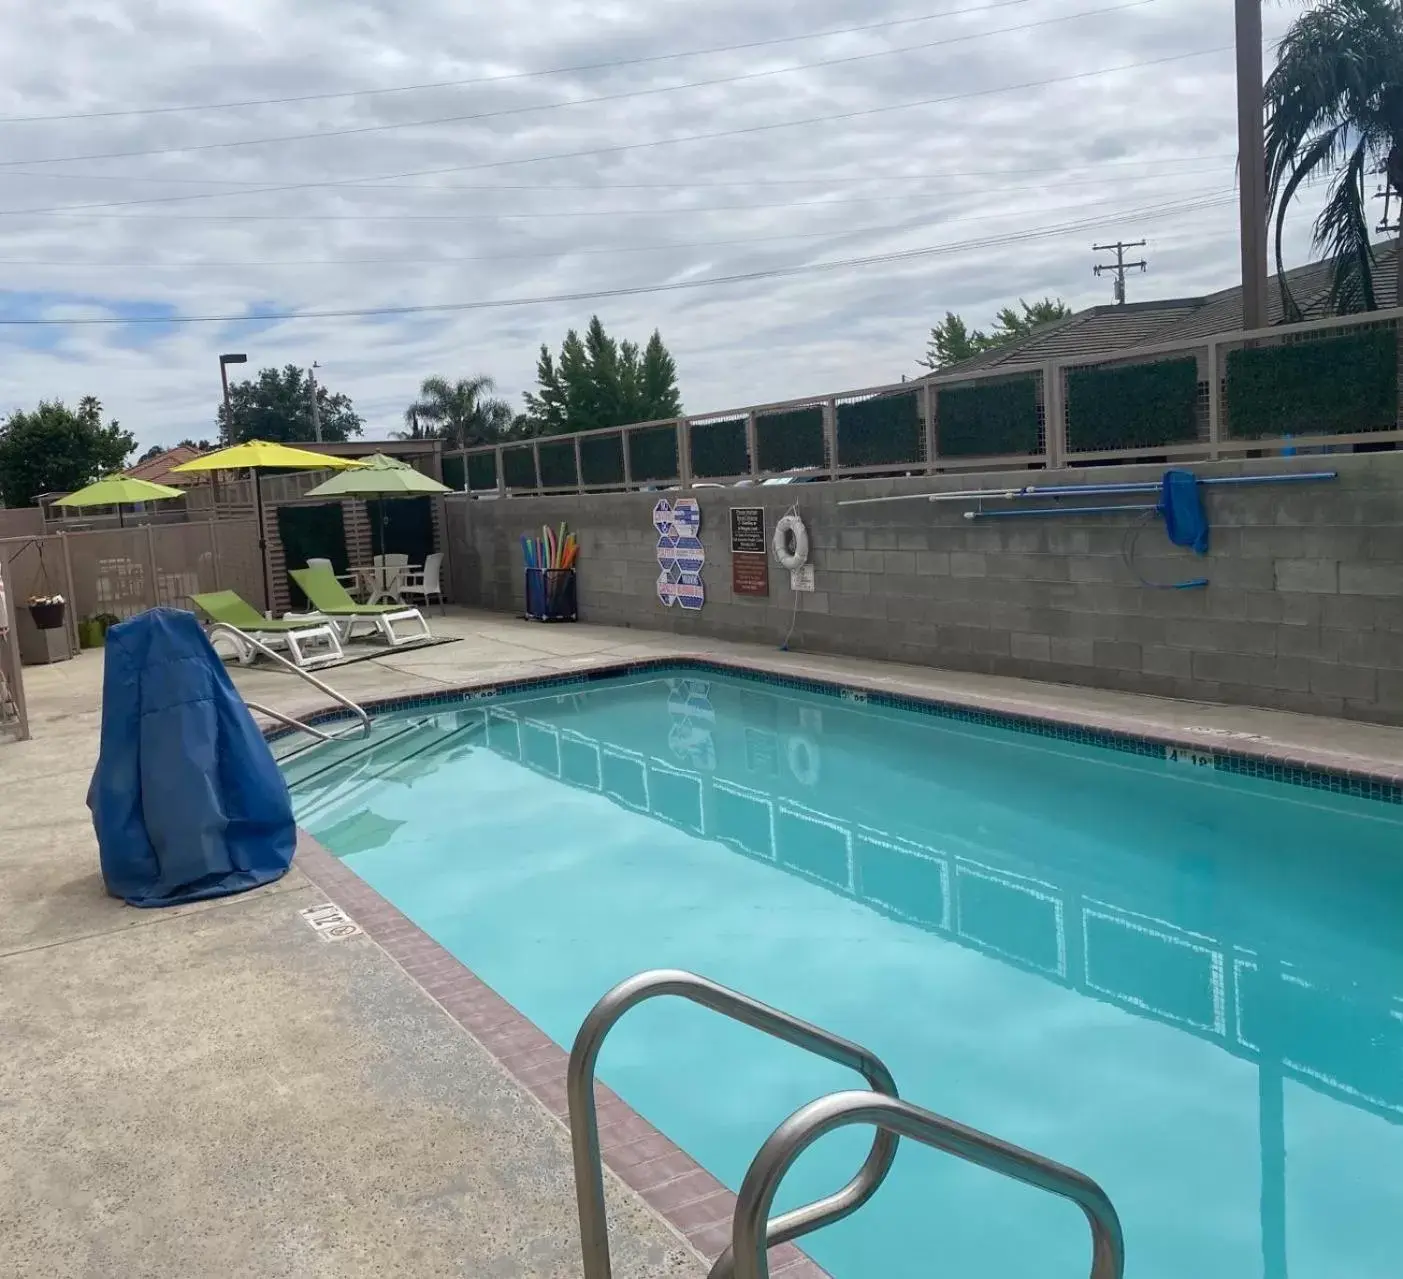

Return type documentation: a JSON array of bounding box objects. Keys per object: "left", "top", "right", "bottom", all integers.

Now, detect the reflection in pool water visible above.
[{"left": 289, "top": 671, "right": 1403, "bottom": 1279}]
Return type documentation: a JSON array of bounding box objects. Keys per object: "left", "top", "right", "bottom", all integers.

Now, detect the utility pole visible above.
[
  {"left": 1374, "top": 181, "right": 1401, "bottom": 237},
  {"left": 1375, "top": 179, "right": 1403, "bottom": 306},
  {"left": 1092, "top": 240, "right": 1147, "bottom": 304},
  {"left": 308, "top": 361, "right": 323, "bottom": 443},
  {"left": 1235, "top": 0, "right": 1269, "bottom": 329}
]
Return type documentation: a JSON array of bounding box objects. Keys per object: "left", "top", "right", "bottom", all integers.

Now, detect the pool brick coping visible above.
[
  {"left": 293, "top": 830, "right": 828, "bottom": 1279},
  {"left": 281, "top": 647, "right": 1403, "bottom": 1279}
]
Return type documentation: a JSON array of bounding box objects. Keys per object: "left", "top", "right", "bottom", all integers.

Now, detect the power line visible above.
[
  {"left": 0, "top": 2, "right": 1158, "bottom": 169},
  {"left": 0, "top": 151, "right": 1237, "bottom": 194},
  {"left": 2, "top": 166, "right": 1231, "bottom": 222},
  {"left": 0, "top": 47, "right": 1232, "bottom": 206},
  {"left": 0, "top": 0, "right": 1040, "bottom": 124},
  {"left": 0, "top": 185, "right": 1230, "bottom": 269},
  {"left": 0, "top": 192, "right": 1226, "bottom": 269},
  {"left": 0, "top": 191, "right": 1238, "bottom": 326}
]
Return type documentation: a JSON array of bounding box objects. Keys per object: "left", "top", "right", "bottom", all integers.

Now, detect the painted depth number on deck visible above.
[{"left": 299, "top": 902, "right": 363, "bottom": 940}]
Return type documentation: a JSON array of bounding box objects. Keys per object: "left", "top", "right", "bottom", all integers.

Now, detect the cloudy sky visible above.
[{"left": 0, "top": 0, "right": 1331, "bottom": 452}]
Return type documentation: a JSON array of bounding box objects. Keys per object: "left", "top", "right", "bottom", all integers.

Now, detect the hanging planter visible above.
[{"left": 27, "top": 593, "right": 66, "bottom": 631}]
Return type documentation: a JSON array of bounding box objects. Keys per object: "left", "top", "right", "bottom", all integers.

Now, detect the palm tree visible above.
[
  {"left": 1265, "top": 0, "right": 1403, "bottom": 317},
  {"left": 399, "top": 375, "right": 514, "bottom": 448}
]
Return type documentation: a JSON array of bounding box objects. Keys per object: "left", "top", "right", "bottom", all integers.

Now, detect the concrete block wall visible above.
[{"left": 445, "top": 453, "right": 1403, "bottom": 724}]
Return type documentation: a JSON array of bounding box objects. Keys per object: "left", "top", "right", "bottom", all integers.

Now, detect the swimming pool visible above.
[{"left": 286, "top": 667, "right": 1403, "bottom": 1279}]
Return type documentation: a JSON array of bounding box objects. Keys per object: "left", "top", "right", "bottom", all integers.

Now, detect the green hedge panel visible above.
[
  {"left": 936, "top": 378, "right": 1040, "bottom": 457},
  {"left": 837, "top": 392, "right": 922, "bottom": 467},
  {"left": 1067, "top": 357, "right": 1200, "bottom": 452},
  {"left": 537, "top": 439, "right": 578, "bottom": 489},
  {"left": 1226, "top": 328, "right": 1398, "bottom": 438},
  {"left": 579, "top": 434, "right": 625, "bottom": 486},
  {"left": 756, "top": 406, "right": 825, "bottom": 472},
  {"left": 502, "top": 446, "right": 536, "bottom": 490},
  {"left": 441, "top": 454, "right": 466, "bottom": 491},
  {"left": 627, "top": 424, "right": 679, "bottom": 482},
  {"left": 465, "top": 453, "right": 497, "bottom": 491},
  {"left": 690, "top": 417, "right": 749, "bottom": 477}
]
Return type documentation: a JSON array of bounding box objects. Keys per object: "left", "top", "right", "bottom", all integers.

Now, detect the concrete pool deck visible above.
[{"left": 4, "top": 608, "right": 1402, "bottom": 1278}]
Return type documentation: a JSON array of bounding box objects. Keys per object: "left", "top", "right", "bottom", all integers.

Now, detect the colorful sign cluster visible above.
[{"left": 654, "top": 497, "right": 705, "bottom": 610}]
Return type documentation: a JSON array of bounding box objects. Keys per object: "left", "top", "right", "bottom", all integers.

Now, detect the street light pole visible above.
[
  {"left": 309, "top": 361, "right": 323, "bottom": 443},
  {"left": 218, "top": 352, "right": 248, "bottom": 439},
  {"left": 1235, "top": 0, "right": 1269, "bottom": 330}
]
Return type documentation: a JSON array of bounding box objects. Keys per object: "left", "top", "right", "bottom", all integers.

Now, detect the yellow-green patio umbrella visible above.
[
  {"left": 304, "top": 452, "right": 451, "bottom": 555},
  {"left": 172, "top": 440, "right": 363, "bottom": 610},
  {"left": 55, "top": 474, "right": 185, "bottom": 528}
]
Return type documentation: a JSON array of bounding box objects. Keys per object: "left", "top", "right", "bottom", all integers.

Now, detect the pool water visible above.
[{"left": 288, "top": 670, "right": 1403, "bottom": 1279}]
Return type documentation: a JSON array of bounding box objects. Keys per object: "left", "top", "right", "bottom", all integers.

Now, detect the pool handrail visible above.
[
  {"left": 725, "top": 1089, "right": 1125, "bottom": 1279},
  {"left": 566, "top": 969, "right": 899, "bottom": 1279},
  {"left": 207, "top": 621, "right": 370, "bottom": 746}
]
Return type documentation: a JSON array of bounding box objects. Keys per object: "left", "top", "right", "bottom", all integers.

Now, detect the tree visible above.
[
  {"left": 0, "top": 397, "right": 135, "bottom": 506},
  {"left": 988, "top": 297, "right": 1073, "bottom": 344},
  {"left": 523, "top": 316, "right": 683, "bottom": 433},
  {"left": 1265, "top": 0, "right": 1403, "bottom": 316},
  {"left": 216, "top": 364, "right": 363, "bottom": 444},
  {"left": 919, "top": 312, "right": 986, "bottom": 370},
  {"left": 919, "top": 297, "right": 1071, "bottom": 370},
  {"left": 399, "top": 375, "right": 514, "bottom": 448}
]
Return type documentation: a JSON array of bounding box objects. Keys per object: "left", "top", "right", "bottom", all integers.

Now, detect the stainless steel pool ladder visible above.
[
  {"left": 567, "top": 969, "right": 1124, "bottom": 1279},
  {"left": 207, "top": 622, "right": 370, "bottom": 748}
]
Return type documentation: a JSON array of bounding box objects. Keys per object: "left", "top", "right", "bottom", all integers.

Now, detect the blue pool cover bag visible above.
[
  {"left": 1160, "top": 468, "right": 1210, "bottom": 555},
  {"left": 87, "top": 608, "right": 296, "bottom": 907}
]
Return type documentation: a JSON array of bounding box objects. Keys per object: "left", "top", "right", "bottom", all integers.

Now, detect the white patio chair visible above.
[{"left": 399, "top": 552, "right": 446, "bottom": 615}]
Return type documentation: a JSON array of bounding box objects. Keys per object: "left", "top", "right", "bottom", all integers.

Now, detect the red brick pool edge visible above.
[{"left": 294, "top": 830, "right": 828, "bottom": 1278}]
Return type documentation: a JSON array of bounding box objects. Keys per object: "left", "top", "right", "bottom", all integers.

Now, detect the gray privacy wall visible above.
[{"left": 445, "top": 453, "right": 1403, "bottom": 724}]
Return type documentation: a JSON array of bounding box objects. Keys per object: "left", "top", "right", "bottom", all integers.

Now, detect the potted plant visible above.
[
  {"left": 78, "top": 616, "right": 105, "bottom": 648},
  {"left": 95, "top": 612, "right": 120, "bottom": 636},
  {"left": 27, "top": 592, "right": 66, "bottom": 631}
]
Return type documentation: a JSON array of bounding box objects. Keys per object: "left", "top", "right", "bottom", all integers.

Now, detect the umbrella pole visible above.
[
  {"left": 118, "top": 505, "right": 124, "bottom": 529},
  {"left": 254, "top": 469, "right": 272, "bottom": 616}
]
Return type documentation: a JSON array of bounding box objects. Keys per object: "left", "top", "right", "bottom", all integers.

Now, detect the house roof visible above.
[
  {"left": 931, "top": 241, "right": 1400, "bottom": 375},
  {"left": 124, "top": 445, "right": 205, "bottom": 487}
]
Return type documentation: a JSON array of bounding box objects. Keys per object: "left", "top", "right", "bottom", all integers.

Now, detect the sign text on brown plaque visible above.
[
  {"left": 730, "top": 507, "right": 769, "bottom": 596},
  {"left": 732, "top": 552, "right": 769, "bottom": 596}
]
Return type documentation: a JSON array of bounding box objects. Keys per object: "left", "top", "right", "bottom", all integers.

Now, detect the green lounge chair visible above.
[
  {"left": 191, "top": 591, "right": 343, "bottom": 668},
  {"left": 289, "top": 566, "right": 432, "bottom": 647}
]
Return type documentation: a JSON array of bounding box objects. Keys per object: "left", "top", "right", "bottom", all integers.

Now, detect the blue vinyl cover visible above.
[
  {"left": 1160, "top": 468, "right": 1210, "bottom": 555},
  {"left": 87, "top": 608, "right": 296, "bottom": 907}
]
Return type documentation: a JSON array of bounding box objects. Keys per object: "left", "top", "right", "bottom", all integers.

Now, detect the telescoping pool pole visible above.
[{"left": 835, "top": 470, "right": 1338, "bottom": 508}]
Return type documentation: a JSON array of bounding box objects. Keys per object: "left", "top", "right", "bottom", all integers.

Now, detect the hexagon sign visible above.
[{"left": 655, "top": 497, "right": 705, "bottom": 610}]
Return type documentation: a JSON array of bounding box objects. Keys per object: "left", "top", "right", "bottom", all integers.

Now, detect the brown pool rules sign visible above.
[{"left": 730, "top": 506, "right": 769, "bottom": 597}]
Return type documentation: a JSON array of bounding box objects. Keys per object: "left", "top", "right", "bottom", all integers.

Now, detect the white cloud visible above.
[{"left": 0, "top": 0, "right": 1328, "bottom": 450}]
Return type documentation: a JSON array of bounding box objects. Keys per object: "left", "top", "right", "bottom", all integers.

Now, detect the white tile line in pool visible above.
[{"left": 268, "top": 651, "right": 1403, "bottom": 799}]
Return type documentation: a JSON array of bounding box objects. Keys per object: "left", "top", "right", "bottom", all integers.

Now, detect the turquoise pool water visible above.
[{"left": 288, "top": 670, "right": 1403, "bottom": 1279}]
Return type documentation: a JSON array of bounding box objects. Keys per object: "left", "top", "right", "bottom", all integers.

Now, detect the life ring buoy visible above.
[
  {"left": 786, "top": 734, "right": 821, "bottom": 786},
  {"left": 772, "top": 514, "right": 809, "bottom": 571}
]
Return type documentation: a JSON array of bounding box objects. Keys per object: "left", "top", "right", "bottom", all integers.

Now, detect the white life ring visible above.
[
  {"left": 772, "top": 514, "right": 809, "bottom": 571},
  {"left": 786, "top": 734, "right": 821, "bottom": 786}
]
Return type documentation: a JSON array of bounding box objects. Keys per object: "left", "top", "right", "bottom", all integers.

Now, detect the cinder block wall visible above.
[{"left": 445, "top": 454, "right": 1403, "bottom": 724}]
